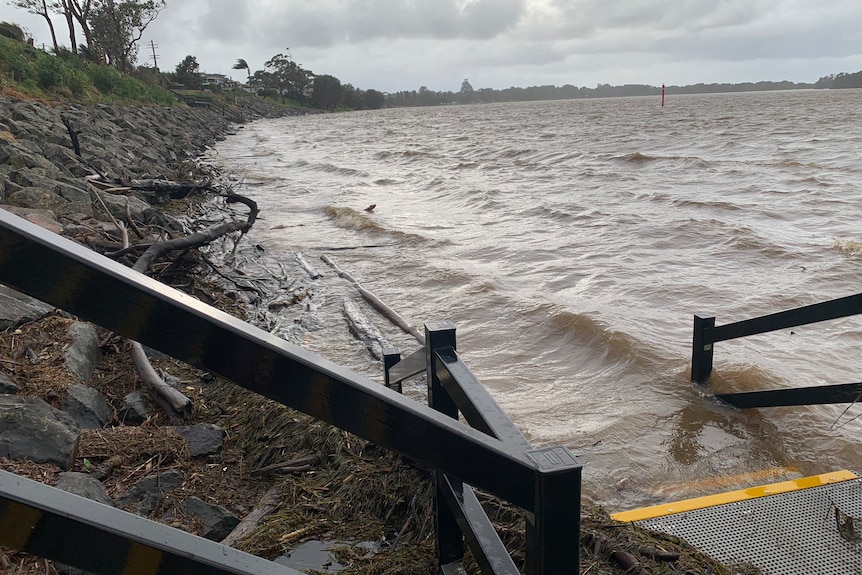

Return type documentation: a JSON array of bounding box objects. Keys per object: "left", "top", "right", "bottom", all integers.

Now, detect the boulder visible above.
[
  {"left": 117, "top": 469, "right": 183, "bottom": 515},
  {"left": 0, "top": 395, "right": 79, "bottom": 467},
  {"left": 174, "top": 423, "right": 224, "bottom": 457},
  {"left": 55, "top": 472, "right": 114, "bottom": 507},
  {"left": 0, "top": 285, "right": 53, "bottom": 330},
  {"left": 61, "top": 384, "right": 111, "bottom": 429},
  {"left": 65, "top": 322, "right": 102, "bottom": 383},
  {"left": 183, "top": 496, "right": 240, "bottom": 541}
]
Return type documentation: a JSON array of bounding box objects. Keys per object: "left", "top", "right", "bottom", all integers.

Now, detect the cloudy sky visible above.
[{"left": 2, "top": 0, "right": 860, "bottom": 93}]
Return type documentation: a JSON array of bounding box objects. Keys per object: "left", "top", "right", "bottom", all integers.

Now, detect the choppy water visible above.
[{"left": 208, "top": 89, "right": 862, "bottom": 512}]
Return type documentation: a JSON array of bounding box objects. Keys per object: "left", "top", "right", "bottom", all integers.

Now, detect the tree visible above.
[
  {"left": 364, "top": 89, "right": 385, "bottom": 110},
  {"left": 459, "top": 78, "right": 475, "bottom": 103},
  {"left": 232, "top": 58, "right": 250, "bottom": 82},
  {"left": 10, "top": 0, "right": 59, "bottom": 53},
  {"left": 262, "top": 51, "right": 313, "bottom": 101},
  {"left": 89, "top": 0, "right": 165, "bottom": 72},
  {"left": 174, "top": 54, "right": 201, "bottom": 89},
  {"left": 312, "top": 74, "right": 343, "bottom": 110},
  {"left": 53, "top": 0, "right": 95, "bottom": 55}
]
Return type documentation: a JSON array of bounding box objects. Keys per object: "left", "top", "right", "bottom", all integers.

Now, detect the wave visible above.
[
  {"left": 834, "top": 240, "right": 862, "bottom": 256},
  {"left": 323, "top": 206, "right": 433, "bottom": 244}
]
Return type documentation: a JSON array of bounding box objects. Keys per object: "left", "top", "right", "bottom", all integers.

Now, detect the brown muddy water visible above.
[{"left": 206, "top": 89, "right": 862, "bottom": 513}]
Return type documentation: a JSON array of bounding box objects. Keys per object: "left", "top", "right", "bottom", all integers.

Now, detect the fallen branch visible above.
[
  {"left": 295, "top": 252, "right": 322, "bottom": 279},
  {"left": 130, "top": 342, "right": 192, "bottom": 417},
  {"left": 322, "top": 255, "right": 424, "bottom": 344},
  {"left": 342, "top": 299, "right": 392, "bottom": 360}
]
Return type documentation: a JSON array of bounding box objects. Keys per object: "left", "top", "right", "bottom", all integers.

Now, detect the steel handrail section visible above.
[
  {"left": 434, "top": 347, "right": 532, "bottom": 451},
  {"left": 0, "top": 209, "right": 537, "bottom": 509},
  {"left": 0, "top": 470, "right": 300, "bottom": 575},
  {"left": 691, "top": 292, "right": 862, "bottom": 384},
  {"left": 710, "top": 293, "right": 862, "bottom": 343}
]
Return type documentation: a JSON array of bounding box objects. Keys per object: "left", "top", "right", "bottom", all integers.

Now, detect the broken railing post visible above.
[
  {"left": 691, "top": 314, "right": 716, "bottom": 384},
  {"left": 426, "top": 321, "right": 464, "bottom": 568},
  {"left": 382, "top": 343, "right": 402, "bottom": 393}
]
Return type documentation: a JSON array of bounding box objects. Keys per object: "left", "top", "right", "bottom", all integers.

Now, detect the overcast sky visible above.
[{"left": 2, "top": 0, "right": 861, "bottom": 93}]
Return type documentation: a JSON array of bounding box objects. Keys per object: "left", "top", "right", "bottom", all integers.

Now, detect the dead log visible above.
[
  {"left": 322, "top": 255, "right": 424, "bottom": 344},
  {"left": 342, "top": 298, "right": 392, "bottom": 360}
]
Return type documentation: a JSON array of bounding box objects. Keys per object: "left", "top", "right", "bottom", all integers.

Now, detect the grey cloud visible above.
[
  {"left": 202, "top": 0, "right": 251, "bottom": 41},
  {"left": 253, "top": 0, "right": 526, "bottom": 48}
]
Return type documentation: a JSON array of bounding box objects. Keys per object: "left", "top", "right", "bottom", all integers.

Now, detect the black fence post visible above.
[
  {"left": 425, "top": 321, "right": 463, "bottom": 569},
  {"left": 525, "top": 447, "right": 582, "bottom": 575},
  {"left": 382, "top": 343, "right": 402, "bottom": 393},
  {"left": 691, "top": 314, "right": 716, "bottom": 384}
]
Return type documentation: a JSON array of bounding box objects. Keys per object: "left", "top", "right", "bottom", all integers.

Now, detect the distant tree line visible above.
[
  {"left": 814, "top": 71, "right": 862, "bottom": 89},
  {"left": 385, "top": 78, "right": 827, "bottom": 107}
]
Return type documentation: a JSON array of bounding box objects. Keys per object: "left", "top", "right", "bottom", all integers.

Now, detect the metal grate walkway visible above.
[{"left": 612, "top": 471, "right": 862, "bottom": 575}]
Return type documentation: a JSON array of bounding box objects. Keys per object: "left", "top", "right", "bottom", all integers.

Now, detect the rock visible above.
[
  {"left": 0, "top": 372, "right": 19, "bottom": 394},
  {"left": 0, "top": 285, "right": 53, "bottom": 330},
  {"left": 92, "top": 189, "right": 158, "bottom": 224},
  {"left": 117, "top": 469, "right": 183, "bottom": 516},
  {"left": 6, "top": 186, "right": 70, "bottom": 214},
  {"left": 2, "top": 205, "right": 62, "bottom": 234},
  {"left": 55, "top": 472, "right": 114, "bottom": 507},
  {"left": 174, "top": 423, "right": 224, "bottom": 457},
  {"left": 65, "top": 322, "right": 102, "bottom": 382},
  {"left": 61, "top": 384, "right": 111, "bottom": 429},
  {"left": 183, "top": 496, "right": 240, "bottom": 541},
  {"left": 0, "top": 395, "right": 78, "bottom": 467},
  {"left": 119, "top": 391, "right": 152, "bottom": 424}
]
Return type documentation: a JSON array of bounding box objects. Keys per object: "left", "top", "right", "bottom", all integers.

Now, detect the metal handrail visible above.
[
  {"left": 0, "top": 209, "right": 581, "bottom": 575},
  {"left": 690, "top": 293, "right": 862, "bottom": 408}
]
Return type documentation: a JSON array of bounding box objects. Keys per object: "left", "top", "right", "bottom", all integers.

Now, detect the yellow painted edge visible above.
[
  {"left": 610, "top": 469, "right": 858, "bottom": 523},
  {"left": 121, "top": 542, "right": 164, "bottom": 575}
]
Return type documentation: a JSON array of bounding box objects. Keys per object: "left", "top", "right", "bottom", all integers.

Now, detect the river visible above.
[{"left": 207, "top": 88, "right": 862, "bottom": 512}]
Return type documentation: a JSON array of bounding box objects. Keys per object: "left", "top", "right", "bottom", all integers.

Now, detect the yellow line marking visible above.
[
  {"left": 0, "top": 501, "right": 42, "bottom": 549},
  {"left": 611, "top": 469, "right": 858, "bottom": 523},
  {"left": 121, "top": 542, "right": 164, "bottom": 575}
]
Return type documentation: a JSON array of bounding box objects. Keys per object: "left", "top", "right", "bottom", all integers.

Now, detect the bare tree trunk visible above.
[{"left": 39, "top": 0, "right": 60, "bottom": 54}]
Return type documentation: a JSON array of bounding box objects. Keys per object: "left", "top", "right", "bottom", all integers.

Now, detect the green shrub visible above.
[
  {"left": 36, "top": 55, "right": 66, "bottom": 89},
  {"left": 87, "top": 63, "right": 120, "bottom": 94}
]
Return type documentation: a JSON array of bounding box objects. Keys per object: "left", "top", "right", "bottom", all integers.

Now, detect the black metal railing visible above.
[
  {"left": 385, "top": 325, "right": 581, "bottom": 574},
  {"left": 0, "top": 209, "right": 581, "bottom": 574},
  {"left": 691, "top": 293, "right": 862, "bottom": 408}
]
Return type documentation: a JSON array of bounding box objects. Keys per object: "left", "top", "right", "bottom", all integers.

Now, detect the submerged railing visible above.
[
  {"left": 0, "top": 209, "right": 581, "bottom": 575},
  {"left": 691, "top": 293, "right": 862, "bottom": 408}
]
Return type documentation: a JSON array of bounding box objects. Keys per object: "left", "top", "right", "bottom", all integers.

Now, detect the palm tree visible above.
[{"left": 232, "top": 58, "right": 251, "bottom": 83}]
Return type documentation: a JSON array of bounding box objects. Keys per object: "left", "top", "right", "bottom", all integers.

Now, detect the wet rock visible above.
[
  {"left": 183, "top": 496, "right": 241, "bottom": 540},
  {"left": 174, "top": 423, "right": 224, "bottom": 457},
  {"left": 6, "top": 186, "right": 70, "bottom": 214},
  {"left": 2, "top": 205, "right": 63, "bottom": 234},
  {"left": 118, "top": 469, "right": 183, "bottom": 515},
  {"left": 92, "top": 188, "right": 157, "bottom": 225},
  {"left": 55, "top": 472, "right": 114, "bottom": 507},
  {"left": 0, "top": 395, "right": 78, "bottom": 467},
  {"left": 61, "top": 383, "right": 111, "bottom": 429},
  {"left": 65, "top": 321, "right": 102, "bottom": 382}
]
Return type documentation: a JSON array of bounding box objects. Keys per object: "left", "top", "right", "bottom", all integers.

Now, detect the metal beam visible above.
[
  {"left": 439, "top": 474, "right": 521, "bottom": 575},
  {"left": 435, "top": 347, "right": 531, "bottom": 451},
  {"left": 0, "top": 210, "right": 537, "bottom": 510},
  {"left": 711, "top": 293, "right": 862, "bottom": 344},
  {"left": 717, "top": 382, "right": 862, "bottom": 408},
  {"left": 0, "top": 470, "right": 299, "bottom": 575}
]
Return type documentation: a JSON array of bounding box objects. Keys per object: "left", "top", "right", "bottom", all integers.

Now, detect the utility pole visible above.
[{"left": 150, "top": 40, "right": 159, "bottom": 71}]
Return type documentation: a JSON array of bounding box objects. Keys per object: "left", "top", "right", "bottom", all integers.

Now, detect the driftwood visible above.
[
  {"left": 130, "top": 342, "right": 192, "bottom": 416},
  {"left": 220, "top": 486, "right": 281, "bottom": 548},
  {"left": 251, "top": 454, "right": 319, "bottom": 476},
  {"left": 322, "top": 255, "right": 424, "bottom": 344},
  {"left": 295, "top": 252, "right": 322, "bottom": 279},
  {"left": 342, "top": 298, "right": 392, "bottom": 360}
]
